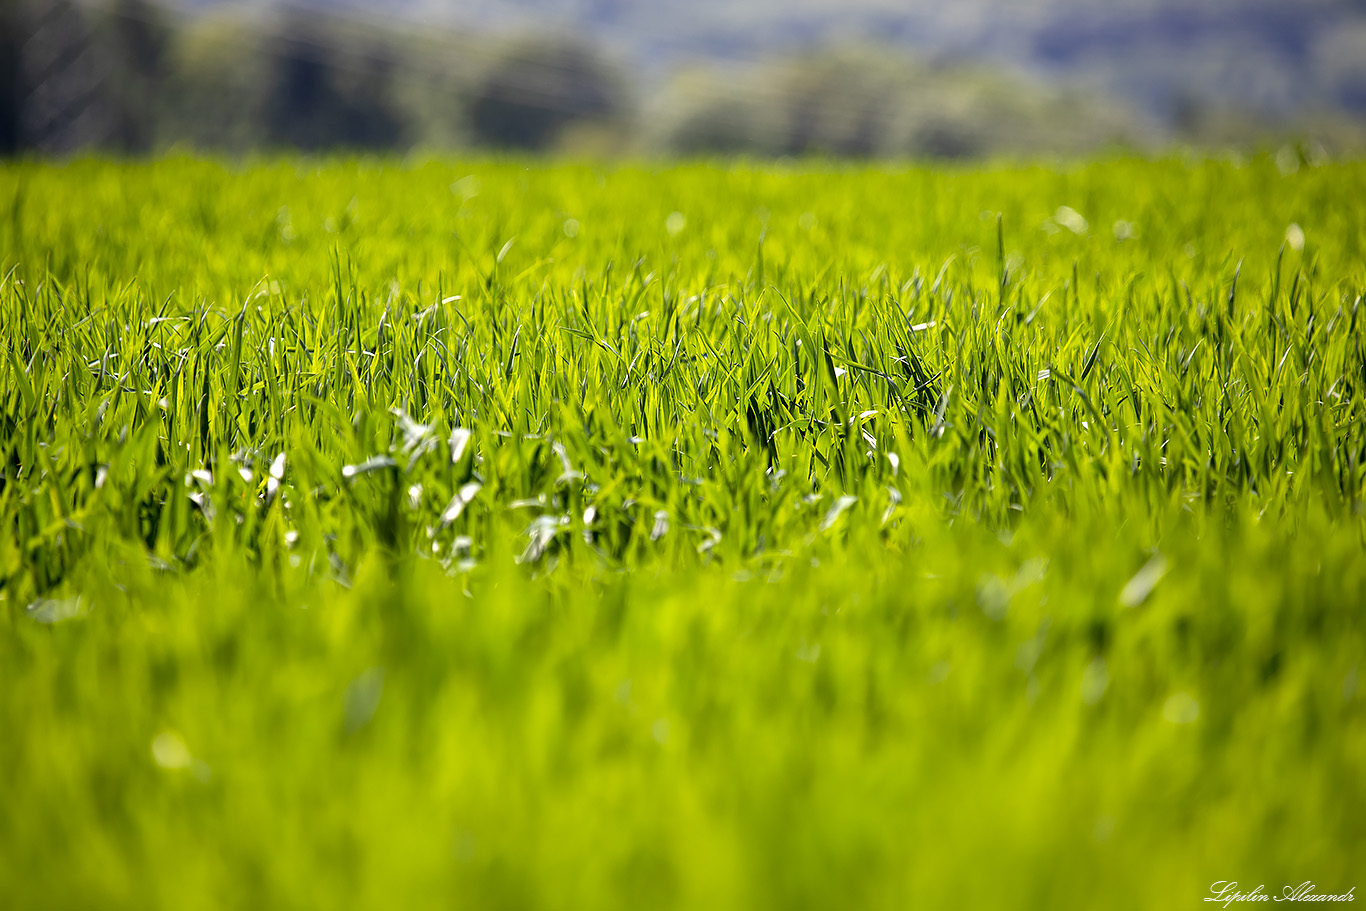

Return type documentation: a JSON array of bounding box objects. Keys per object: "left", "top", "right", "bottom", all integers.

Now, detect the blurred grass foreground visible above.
[{"left": 0, "top": 155, "right": 1364, "bottom": 908}]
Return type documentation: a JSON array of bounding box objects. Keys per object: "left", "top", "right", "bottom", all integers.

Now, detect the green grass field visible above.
[{"left": 1, "top": 156, "right": 1364, "bottom": 909}]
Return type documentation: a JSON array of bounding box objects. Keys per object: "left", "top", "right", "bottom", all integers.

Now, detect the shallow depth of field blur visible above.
[
  {"left": 3, "top": 2, "right": 1366, "bottom": 910},
  {"left": 4, "top": 0, "right": 1366, "bottom": 159}
]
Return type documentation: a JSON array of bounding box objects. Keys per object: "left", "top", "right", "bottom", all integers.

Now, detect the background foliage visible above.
[{"left": 5, "top": 0, "right": 1366, "bottom": 157}]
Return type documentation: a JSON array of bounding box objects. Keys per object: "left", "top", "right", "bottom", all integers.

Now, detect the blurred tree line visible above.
[
  {"left": 0, "top": 0, "right": 638, "bottom": 155},
  {"left": 0, "top": 0, "right": 1357, "bottom": 158}
]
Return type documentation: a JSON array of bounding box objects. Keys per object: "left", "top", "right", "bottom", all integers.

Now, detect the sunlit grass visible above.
[{"left": 1, "top": 155, "right": 1364, "bottom": 909}]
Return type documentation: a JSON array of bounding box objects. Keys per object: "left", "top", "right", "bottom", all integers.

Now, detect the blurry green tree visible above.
[
  {"left": 100, "top": 0, "right": 172, "bottom": 152},
  {"left": 468, "top": 34, "right": 627, "bottom": 150},
  {"left": 0, "top": 2, "right": 19, "bottom": 154},
  {"left": 262, "top": 14, "right": 408, "bottom": 151}
]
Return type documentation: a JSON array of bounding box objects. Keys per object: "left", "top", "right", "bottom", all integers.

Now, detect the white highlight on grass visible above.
[
  {"left": 1162, "top": 692, "right": 1200, "bottom": 724},
  {"left": 451, "top": 175, "right": 480, "bottom": 200},
  {"left": 1285, "top": 223, "right": 1305, "bottom": 252},
  {"left": 152, "top": 731, "right": 211, "bottom": 780},
  {"left": 1120, "top": 554, "right": 1168, "bottom": 607},
  {"left": 152, "top": 732, "right": 193, "bottom": 770},
  {"left": 26, "top": 596, "right": 84, "bottom": 624},
  {"left": 1054, "top": 206, "right": 1089, "bottom": 234},
  {"left": 819, "top": 495, "right": 858, "bottom": 531}
]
